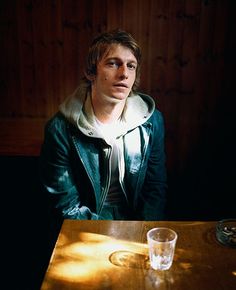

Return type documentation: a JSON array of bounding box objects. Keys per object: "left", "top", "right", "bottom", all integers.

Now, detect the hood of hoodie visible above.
[{"left": 59, "top": 82, "right": 156, "bottom": 139}]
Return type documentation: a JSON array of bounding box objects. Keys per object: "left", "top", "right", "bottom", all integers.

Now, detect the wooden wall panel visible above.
[
  {"left": 17, "top": 0, "right": 35, "bottom": 117},
  {"left": 0, "top": 2, "right": 21, "bottom": 117}
]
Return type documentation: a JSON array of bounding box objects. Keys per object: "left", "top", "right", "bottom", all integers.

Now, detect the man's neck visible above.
[{"left": 91, "top": 94, "right": 126, "bottom": 124}]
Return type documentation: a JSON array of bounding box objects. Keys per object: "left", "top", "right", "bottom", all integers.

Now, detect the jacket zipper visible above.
[
  {"left": 117, "top": 137, "right": 129, "bottom": 204},
  {"left": 98, "top": 145, "right": 112, "bottom": 215}
]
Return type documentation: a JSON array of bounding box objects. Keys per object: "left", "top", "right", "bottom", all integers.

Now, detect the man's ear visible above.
[{"left": 84, "top": 71, "right": 95, "bottom": 82}]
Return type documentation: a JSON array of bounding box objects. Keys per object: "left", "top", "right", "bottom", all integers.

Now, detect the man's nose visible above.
[{"left": 118, "top": 65, "right": 128, "bottom": 79}]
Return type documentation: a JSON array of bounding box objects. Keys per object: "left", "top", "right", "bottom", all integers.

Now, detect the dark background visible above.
[{"left": 0, "top": 1, "right": 235, "bottom": 289}]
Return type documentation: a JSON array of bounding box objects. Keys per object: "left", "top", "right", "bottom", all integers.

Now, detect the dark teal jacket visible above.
[{"left": 39, "top": 91, "right": 167, "bottom": 220}]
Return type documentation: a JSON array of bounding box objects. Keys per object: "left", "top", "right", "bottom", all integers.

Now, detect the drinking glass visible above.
[{"left": 147, "top": 227, "right": 178, "bottom": 270}]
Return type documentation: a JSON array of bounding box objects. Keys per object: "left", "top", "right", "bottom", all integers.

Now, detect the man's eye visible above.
[
  {"left": 107, "top": 61, "right": 118, "bottom": 68},
  {"left": 128, "top": 64, "right": 136, "bottom": 70}
]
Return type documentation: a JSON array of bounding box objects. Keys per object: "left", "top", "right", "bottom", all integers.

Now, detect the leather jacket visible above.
[{"left": 39, "top": 87, "right": 167, "bottom": 220}]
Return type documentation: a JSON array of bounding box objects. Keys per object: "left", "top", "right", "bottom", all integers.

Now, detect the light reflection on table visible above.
[{"left": 47, "top": 231, "right": 148, "bottom": 283}]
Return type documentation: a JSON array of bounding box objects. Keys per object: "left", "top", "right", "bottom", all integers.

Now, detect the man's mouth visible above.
[{"left": 113, "top": 83, "right": 128, "bottom": 88}]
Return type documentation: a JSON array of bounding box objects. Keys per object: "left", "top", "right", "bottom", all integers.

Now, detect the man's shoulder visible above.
[{"left": 45, "top": 112, "right": 69, "bottom": 132}]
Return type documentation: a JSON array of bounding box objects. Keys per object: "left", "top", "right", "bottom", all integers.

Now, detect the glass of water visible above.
[{"left": 147, "top": 227, "right": 178, "bottom": 271}]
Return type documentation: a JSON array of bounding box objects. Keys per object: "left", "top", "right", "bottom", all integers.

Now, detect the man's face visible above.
[{"left": 92, "top": 44, "right": 137, "bottom": 103}]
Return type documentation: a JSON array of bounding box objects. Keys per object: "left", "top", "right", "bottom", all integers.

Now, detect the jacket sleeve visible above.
[
  {"left": 138, "top": 110, "right": 168, "bottom": 220},
  {"left": 39, "top": 115, "right": 100, "bottom": 220}
]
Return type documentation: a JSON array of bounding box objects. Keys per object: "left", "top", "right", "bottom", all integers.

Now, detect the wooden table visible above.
[{"left": 40, "top": 220, "right": 236, "bottom": 290}]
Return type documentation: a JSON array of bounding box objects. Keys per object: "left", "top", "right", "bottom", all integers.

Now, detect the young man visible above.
[{"left": 39, "top": 29, "right": 167, "bottom": 221}]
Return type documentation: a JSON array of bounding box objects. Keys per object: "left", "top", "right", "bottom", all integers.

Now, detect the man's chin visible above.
[
  {"left": 111, "top": 91, "right": 130, "bottom": 101},
  {"left": 102, "top": 90, "right": 130, "bottom": 104}
]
